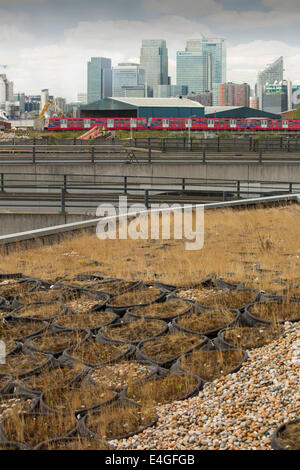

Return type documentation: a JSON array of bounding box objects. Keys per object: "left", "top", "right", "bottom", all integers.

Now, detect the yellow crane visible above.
[{"left": 38, "top": 99, "right": 65, "bottom": 120}]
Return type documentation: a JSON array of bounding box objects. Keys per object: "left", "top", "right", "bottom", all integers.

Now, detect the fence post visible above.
[
  {"left": 289, "top": 182, "right": 293, "bottom": 193},
  {"left": 64, "top": 175, "right": 67, "bottom": 191},
  {"left": 217, "top": 136, "right": 220, "bottom": 152},
  {"left": 202, "top": 148, "right": 206, "bottom": 163},
  {"left": 162, "top": 139, "right": 166, "bottom": 153},
  {"left": 148, "top": 146, "right": 151, "bottom": 163},
  {"left": 182, "top": 178, "right": 185, "bottom": 191},
  {"left": 61, "top": 188, "right": 66, "bottom": 214},
  {"left": 124, "top": 176, "right": 127, "bottom": 194},
  {"left": 223, "top": 191, "right": 227, "bottom": 202},
  {"left": 145, "top": 189, "right": 149, "bottom": 209},
  {"left": 237, "top": 180, "right": 240, "bottom": 198},
  {"left": 258, "top": 150, "right": 263, "bottom": 164},
  {"left": 190, "top": 138, "right": 193, "bottom": 152},
  {"left": 0, "top": 173, "right": 4, "bottom": 192},
  {"left": 287, "top": 140, "right": 290, "bottom": 153},
  {"left": 249, "top": 137, "right": 252, "bottom": 151},
  {"left": 91, "top": 146, "right": 95, "bottom": 163},
  {"left": 32, "top": 145, "right": 36, "bottom": 164}
]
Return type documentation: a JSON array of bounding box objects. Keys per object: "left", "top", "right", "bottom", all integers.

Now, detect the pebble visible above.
[{"left": 111, "top": 322, "right": 300, "bottom": 451}]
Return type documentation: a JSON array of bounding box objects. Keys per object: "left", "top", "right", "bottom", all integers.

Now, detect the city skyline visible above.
[{"left": 1, "top": 0, "right": 300, "bottom": 100}]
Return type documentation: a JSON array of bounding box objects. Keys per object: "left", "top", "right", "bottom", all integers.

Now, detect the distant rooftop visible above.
[{"left": 110, "top": 97, "right": 204, "bottom": 108}]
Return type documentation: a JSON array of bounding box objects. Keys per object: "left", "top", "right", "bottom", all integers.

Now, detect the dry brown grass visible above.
[
  {"left": 223, "top": 325, "right": 282, "bottom": 349},
  {"left": 248, "top": 301, "right": 300, "bottom": 323},
  {"left": 181, "top": 349, "right": 245, "bottom": 382},
  {"left": 36, "top": 436, "right": 110, "bottom": 450},
  {"left": 176, "top": 308, "right": 237, "bottom": 334},
  {"left": 18, "top": 364, "right": 85, "bottom": 392},
  {"left": 69, "top": 340, "right": 129, "bottom": 366},
  {"left": 1, "top": 412, "right": 76, "bottom": 447},
  {"left": 27, "top": 329, "right": 88, "bottom": 354},
  {"left": 0, "top": 352, "right": 50, "bottom": 377},
  {"left": 130, "top": 298, "right": 191, "bottom": 319},
  {"left": 126, "top": 374, "right": 199, "bottom": 406},
  {"left": 1, "top": 204, "right": 299, "bottom": 294},
  {"left": 42, "top": 381, "right": 115, "bottom": 414},
  {"left": 55, "top": 311, "right": 116, "bottom": 330},
  {"left": 13, "top": 302, "right": 63, "bottom": 320},
  {"left": 84, "top": 402, "right": 156, "bottom": 440},
  {"left": 139, "top": 332, "right": 205, "bottom": 364},
  {"left": 108, "top": 288, "right": 163, "bottom": 307},
  {"left": 277, "top": 420, "right": 300, "bottom": 450},
  {"left": 101, "top": 318, "right": 166, "bottom": 343}
]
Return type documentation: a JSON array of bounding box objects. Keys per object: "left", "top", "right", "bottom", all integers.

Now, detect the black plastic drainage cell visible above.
[
  {"left": 194, "top": 288, "right": 261, "bottom": 313},
  {"left": 125, "top": 297, "right": 194, "bottom": 322},
  {"left": 271, "top": 418, "right": 300, "bottom": 451},
  {"left": 106, "top": 286, "right": 167, "bottom": 314},
  {"left": 11, "top": 301, "right": 67, "bottom": 323},
  {"left": 97, "top": 318, "right": 168, "bottom": 346},
  {"left": 0, "top": 351, "right": 58, "bottom": 380},
  {"left": 215, "top": 324, "right": 284, "bottom": 351},
  {"left": 0, "top": 411, "right": 79, "bottom": 449},
  {"left": 61, "top": 290, "right": 109, "bottom": 313},
  {"left": 59, "top": 337, "right": 135, "bottom": 369},
  {"left": 90, "top": 279, "right": 142, "bottom": 297},
  {"left": 13, "top": 364, "right": 92, "bottom": 398},
  {"left": 51, "top": 309, "right": 119, "bottom": 334},
  {"left": 121, "top": 371, "right": 203, "bottom": 406},
  {"left": 136, "top": 331, "right": 209, "bottom": 369},
  {"left": 22, "top": 328, "right": 91, "bottom": 358},
  {"left": 243, "top": 298, "right": 300, "bottom": 326},
  {"left": 77, "top": 398, "right": 158, "bottom": 441},
  {"left": 172, "top": 343, "right": 248, "bottom": 384},
  {"left": 38, "top": 382, "right": 118, "bottom": 418},
  {"left": 170, "top": 308, "right": 240, "bottom": 339}
]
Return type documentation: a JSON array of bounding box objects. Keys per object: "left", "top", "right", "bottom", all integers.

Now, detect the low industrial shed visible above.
[
  {"left": 205, "top": 106, "right": 281, "bottom": 119},
  {"left": 80, "top": 97, "right": 205, "bottom": 119}
]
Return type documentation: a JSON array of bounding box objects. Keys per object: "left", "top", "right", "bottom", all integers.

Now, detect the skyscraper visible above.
[
  {"left": 177, "top": 38, "right": 226, "bottom": 95},
  {"left": 112, "top": 63, "right": 145, "bottom": 97},
  {"left": 257, "top": 57, "right": 284, "bottom": 110},
  {"left": 87, "top": 57, "right": 112, "bottom": 104},
  {"left": 213, "top": 82, "right": 250, "bottom": 107},
  {"left": 140, "top": 40, "right": 168, "bottom": 97}
]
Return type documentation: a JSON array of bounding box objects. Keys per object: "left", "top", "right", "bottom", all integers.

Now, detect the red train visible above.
[
  {"left": 0, "top": 120, "right": 11, "bottom": 131},
  {"left": 46, "top": 117, "right": 300, "bottom": 132}
]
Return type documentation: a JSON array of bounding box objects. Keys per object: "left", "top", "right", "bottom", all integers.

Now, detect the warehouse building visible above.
[
  {"left": 205, "top": 106, "right": 281, "bottom": 119},
  {"left": 80, "top": 97, "right": 205, "bottom": 119}
]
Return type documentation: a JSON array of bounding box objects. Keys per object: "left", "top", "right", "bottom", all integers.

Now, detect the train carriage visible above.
[{"left": 45, "top": 117, "right": 300, "bottom": 132}]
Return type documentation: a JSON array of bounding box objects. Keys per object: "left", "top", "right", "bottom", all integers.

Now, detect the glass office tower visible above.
[
  {"left": 87, "top": 57, "right": 112, "bottom": 104},
  {"left": 112, "top": 63, "right": 145, "bottom": 97},
  {"left": 140, "top": 40, "right": 168, "bottom": 97},
  {"left": 176, "top": 38, "right": 226, "bottom": 95},
  {"left": 257, "top": 56, "right": 284, "bottom": 110}
]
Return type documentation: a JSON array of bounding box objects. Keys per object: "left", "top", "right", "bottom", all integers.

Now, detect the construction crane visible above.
[{"left": 38, "top": 99, "right": 65, "bottom": 120}]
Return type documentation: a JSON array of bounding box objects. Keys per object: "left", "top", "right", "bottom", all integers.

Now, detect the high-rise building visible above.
[
  {"left": 154, "top": 84, "right": 188, "bottom": 98},
  {"left": 213, "top": 82, "right": 250, "bottom": 107},
  {"left": 187, "top": 92, "right": 213, "bottom": 106},
  {"left": 177, "top": 38, "right": 226, "bottom": 95},
  {"left": 112, "top": 63, "right": 145, "bottom": 97},
  {"left": 40, "top": 89, "right": 49, "bottom": 113},
  {"left": 87, "top": 57, "right": 112, "bottom": 104},
  {"left": 263, "top": 80, "right": 288, "bottom": 114},
  {"left": 0, "top": 75, "right": 6, "bottom": 105},
  {"left": 250, "top": 97, "right": 259, "bottom": 110},
  {"left": 140, "top": 40, "right": 168, "bottom": 97},
  {"left": 257, "top": 57, "right": 284, "bottom": 110},
  {"left": 77, "top": 93, "right": 87, "bottom": 105}
]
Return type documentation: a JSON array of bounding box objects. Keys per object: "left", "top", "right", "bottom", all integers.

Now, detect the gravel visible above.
[{"left": 112, "top": 322, "right": 300, "bottom": 450}]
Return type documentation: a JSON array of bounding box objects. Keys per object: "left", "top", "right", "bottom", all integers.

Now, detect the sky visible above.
[{"left": 1, "top": 0, "right": 300, "bottom": 101}]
